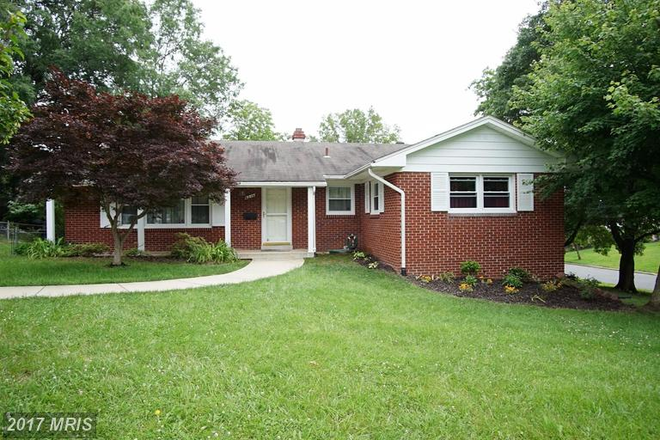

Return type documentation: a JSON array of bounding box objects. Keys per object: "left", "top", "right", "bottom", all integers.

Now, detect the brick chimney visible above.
[{"left": 291, "top": 127, "right": 306, "bottom": 141}]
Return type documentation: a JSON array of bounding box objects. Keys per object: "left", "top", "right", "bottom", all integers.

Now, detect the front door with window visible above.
[{"left": 262, "top": 187, "right": 292, "bottom": 249}]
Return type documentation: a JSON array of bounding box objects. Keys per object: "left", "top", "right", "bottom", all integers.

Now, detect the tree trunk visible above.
[
  {"left": 111, "top": 227, "right": 124, "bottom": 266},
  {"left": 648, "top": 264, "right": 660, "bottom": 310},
  {"left": 573, "top": 243, "right": 581, "bottom": 260},
  {"left": 615, "top": 238, "right": 637, "bottom": 292}
]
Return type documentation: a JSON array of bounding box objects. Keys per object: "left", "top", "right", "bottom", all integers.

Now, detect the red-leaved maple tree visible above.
[{"left": 9, "top": 69, "right": 235, "bottom": 265}]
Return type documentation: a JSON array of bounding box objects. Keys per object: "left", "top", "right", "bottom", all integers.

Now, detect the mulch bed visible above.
[
  {"left": 410, "top": 277, "right": 630, "bottom": 311},
  {"left": 354, "top": 256, "right": 629, "bottom": 311}
]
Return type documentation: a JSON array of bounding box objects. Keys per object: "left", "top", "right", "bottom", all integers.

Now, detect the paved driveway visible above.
[{"left": 565, "top": 264, "right": 657, "bottom": 291}]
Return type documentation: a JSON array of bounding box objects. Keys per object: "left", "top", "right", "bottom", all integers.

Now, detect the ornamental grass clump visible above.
[{"left": 171, "top": 233, "right": 237, "bottom": 264}]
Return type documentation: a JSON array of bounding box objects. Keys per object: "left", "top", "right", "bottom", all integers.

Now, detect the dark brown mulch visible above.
[{"left": 409, "top": 277, "right": 631, "bottom": 311}]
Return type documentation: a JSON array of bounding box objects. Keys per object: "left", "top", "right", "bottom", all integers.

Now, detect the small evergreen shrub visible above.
[{"left": 460, "top": 260, "right": 481, "bottom": 276}]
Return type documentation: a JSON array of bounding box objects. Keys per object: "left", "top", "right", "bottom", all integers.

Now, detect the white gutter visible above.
[{"left": 367, "top": 168, "right": 406, "bottom": 275}]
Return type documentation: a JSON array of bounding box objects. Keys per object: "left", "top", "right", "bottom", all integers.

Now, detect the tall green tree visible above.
[
  {"left": 0, "top": 7, "right": 30, "bottom": 143},
  {"left": 318, "top": 107, "right": 401, "bottom": 143},
  {"left": 141, "top": 0, "right": 242, "bottom": 127},
  {"left": 512, "top": 0, "right": 660, "bottom": 293},
  {"left": 0, "top": 6, "right": 30, "bottom": 219},
  {"left": 11, "top": 0, "right": 152, "bottom": 104},
  {"left": 224, "top": 100, "right": 284, "bottom": 141},
  {"left": 471, "top": 4, "right": 548, "bottom": 124}
]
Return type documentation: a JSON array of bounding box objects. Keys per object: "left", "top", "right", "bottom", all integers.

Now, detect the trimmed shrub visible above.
[
  {"left": 460, "top": 260, "right": 481, "bottom": 276},
  {"left": 64, "top": 243, "right": 110, "bottom": 257}
]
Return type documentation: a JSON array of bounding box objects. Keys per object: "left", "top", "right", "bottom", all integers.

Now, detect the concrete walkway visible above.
[
  {"left": 565, "top": 264, "right": 657, "bottom": 291},
  {"left": 0, "top": 258, "right": 304, "bottom": 300}
]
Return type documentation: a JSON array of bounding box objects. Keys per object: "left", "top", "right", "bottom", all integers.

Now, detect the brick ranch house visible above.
[{"left": 64, "top": 116, "right": 565, "bottom": 278}]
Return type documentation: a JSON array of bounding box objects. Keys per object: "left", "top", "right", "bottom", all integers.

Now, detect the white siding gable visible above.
[{"left": 403, "top": 125, "right": 559, "bottom": 173}]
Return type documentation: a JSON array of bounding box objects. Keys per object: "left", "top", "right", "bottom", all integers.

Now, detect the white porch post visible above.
[
  {"left": 136, "top": 209, "right": 145, "bottom": 251},
  {"left": 307, "top": 186, "right": 316, "bottom": 253},
  {"left": 46, "top": 199, "right": 56, "bottom": 242},
  {"left": 224, "top": 189, "right": 231, "bottom": 246}
]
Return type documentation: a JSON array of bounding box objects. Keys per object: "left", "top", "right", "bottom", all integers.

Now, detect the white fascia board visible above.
[{"left": 236, "top": 181, "right": 327, "bottom": 187}]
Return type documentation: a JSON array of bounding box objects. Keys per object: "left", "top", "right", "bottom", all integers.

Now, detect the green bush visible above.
[
  {"left": 507, "top": 267, "right": 531, "bottom": 281},
  {"left": 577, "top": 277, "right": 600, "bottom": 299},
  {"left": 460, "top": 260, "right": 481, "bottom": 276},
  {"left": 464, "top": 275, "right": 478, "bottom": 286},
  {"left": 171, "top": 233, "right": 238, "bottom": 264},
  {"left": 22, "top": 238, "right": 67, "bottom": 259},
  {"left": 502, "top": 273, "right": 523, "bottom": 289},
  {"left": 63, "top": 243, "right": 110, "bottom": 257},
  {"left": 13, "top": 242, "right": 31, "bottom": 256},
  {"left": 124, "top": 247, "right": 146, "bottom": 257}
]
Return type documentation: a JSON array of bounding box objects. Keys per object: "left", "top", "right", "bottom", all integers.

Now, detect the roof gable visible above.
[{"left": 369, "top": 116, "right": 562, "bottom": 170}]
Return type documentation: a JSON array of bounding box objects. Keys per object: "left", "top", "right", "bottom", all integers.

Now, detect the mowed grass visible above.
[
  {"left": 0, "top": 241, "right": 247, "bottom": 286},
  {"left": 565, "top": 241, "right": 660, "bottom": 273},
  {"left": 1, "top": 255, "right": 659, "bottom": 439}
]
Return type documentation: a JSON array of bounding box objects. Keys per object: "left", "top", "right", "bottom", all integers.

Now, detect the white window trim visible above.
[
  {"left": 370, "top": 181, "right": 384, "bottom": 215},
  {"left": 326, "top": 183, "right": 355, "bottom": 215},
  {"left": 105, "top": 198, "right": 216, "bottom": 229},
  {"left": 448, "top": 174, "right": 516, "bottom": 214}
]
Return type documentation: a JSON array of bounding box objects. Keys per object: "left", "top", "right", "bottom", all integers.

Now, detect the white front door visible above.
[{"left": 262, "top": 187, "right": 291, "bottom": 247}]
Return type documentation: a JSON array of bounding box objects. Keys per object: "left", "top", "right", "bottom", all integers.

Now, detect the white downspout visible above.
[{"left": 367, "top": 168, "right": 406, "bottom": 275}]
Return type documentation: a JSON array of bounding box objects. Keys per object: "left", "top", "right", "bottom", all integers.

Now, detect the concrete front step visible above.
[{"left": 236, "top": 249, "right": 314, "bottom": 260}]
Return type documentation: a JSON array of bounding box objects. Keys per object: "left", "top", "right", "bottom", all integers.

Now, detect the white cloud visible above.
[{"left": 192, "top": 0, "right": 540, "bottom": 142}]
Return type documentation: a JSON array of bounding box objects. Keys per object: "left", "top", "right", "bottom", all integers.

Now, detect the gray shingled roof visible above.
[{"left": 220, "top": 141, "right": 410, "bottom": 182}]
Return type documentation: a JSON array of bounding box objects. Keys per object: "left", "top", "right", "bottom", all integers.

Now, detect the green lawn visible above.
[
  {"left": 1, "top": 255, "right": 659, "bottom": 439},
  {"left": 0, "top": 241, "right": 247, "bottom": 286},
  {"left": 565, "top": 241, "right": 660, "bottom": 273}
]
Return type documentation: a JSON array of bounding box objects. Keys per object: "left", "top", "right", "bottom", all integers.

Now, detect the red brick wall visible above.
[
  {"left": 315, "top": 185, "right": 362, "bottom": 252},
  {"left": 230, "top": 187, "right": 262, "bottom": 249},
  {"left": 358, "top": 178, "right": 402, "bottom": 270},
  {"left": 359, "top": 172, "right": 564, "bottom": 279},
  {"left": 64, "top": 199, "right": 224, "bottom": 252},
  {"left": 292, "top": 187, "right": 308, "bottom": 249}
]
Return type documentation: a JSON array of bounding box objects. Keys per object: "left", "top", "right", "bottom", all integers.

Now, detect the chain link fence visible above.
[{"left": 0, "top": 221, "right": 46, "bottom": 254}]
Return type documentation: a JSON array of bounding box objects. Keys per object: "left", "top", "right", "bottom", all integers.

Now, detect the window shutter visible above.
[
  {"left": 211, "top": 200, "right": 225, "bottom": 226},
  {"left": 364, "top": 182, "right": 370, "bottom": 213},
  {"left": 379, "top": 182, "right": 385, "bottom": 213},
  {"left": 100, "top": 205, "right": 111, "bottom": 228},
  {"left": 517, "top": 173, "right": 534, "bottom": 211},
  {"left": 431, "top": 172, "right": 450, "bottom": 211}
]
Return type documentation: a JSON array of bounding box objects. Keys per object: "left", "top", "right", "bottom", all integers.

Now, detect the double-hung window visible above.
[
  {"left": 191, "top": 196, "right": 210, "bottom": 224},
  {"left": 370, "top": 181, "right": 384, "bottom": 214},
  {"left": 119, "top": 206, "right": 138, "bottom": 226},
  {"left": 326, "top": 185, "right": 355, "bottom": 215},
  {"left": 449, "top": 175, "right": 514, "bottom": 213},
  {"left": 147, "top": 200, "right": 186, "bottom": 225}
]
